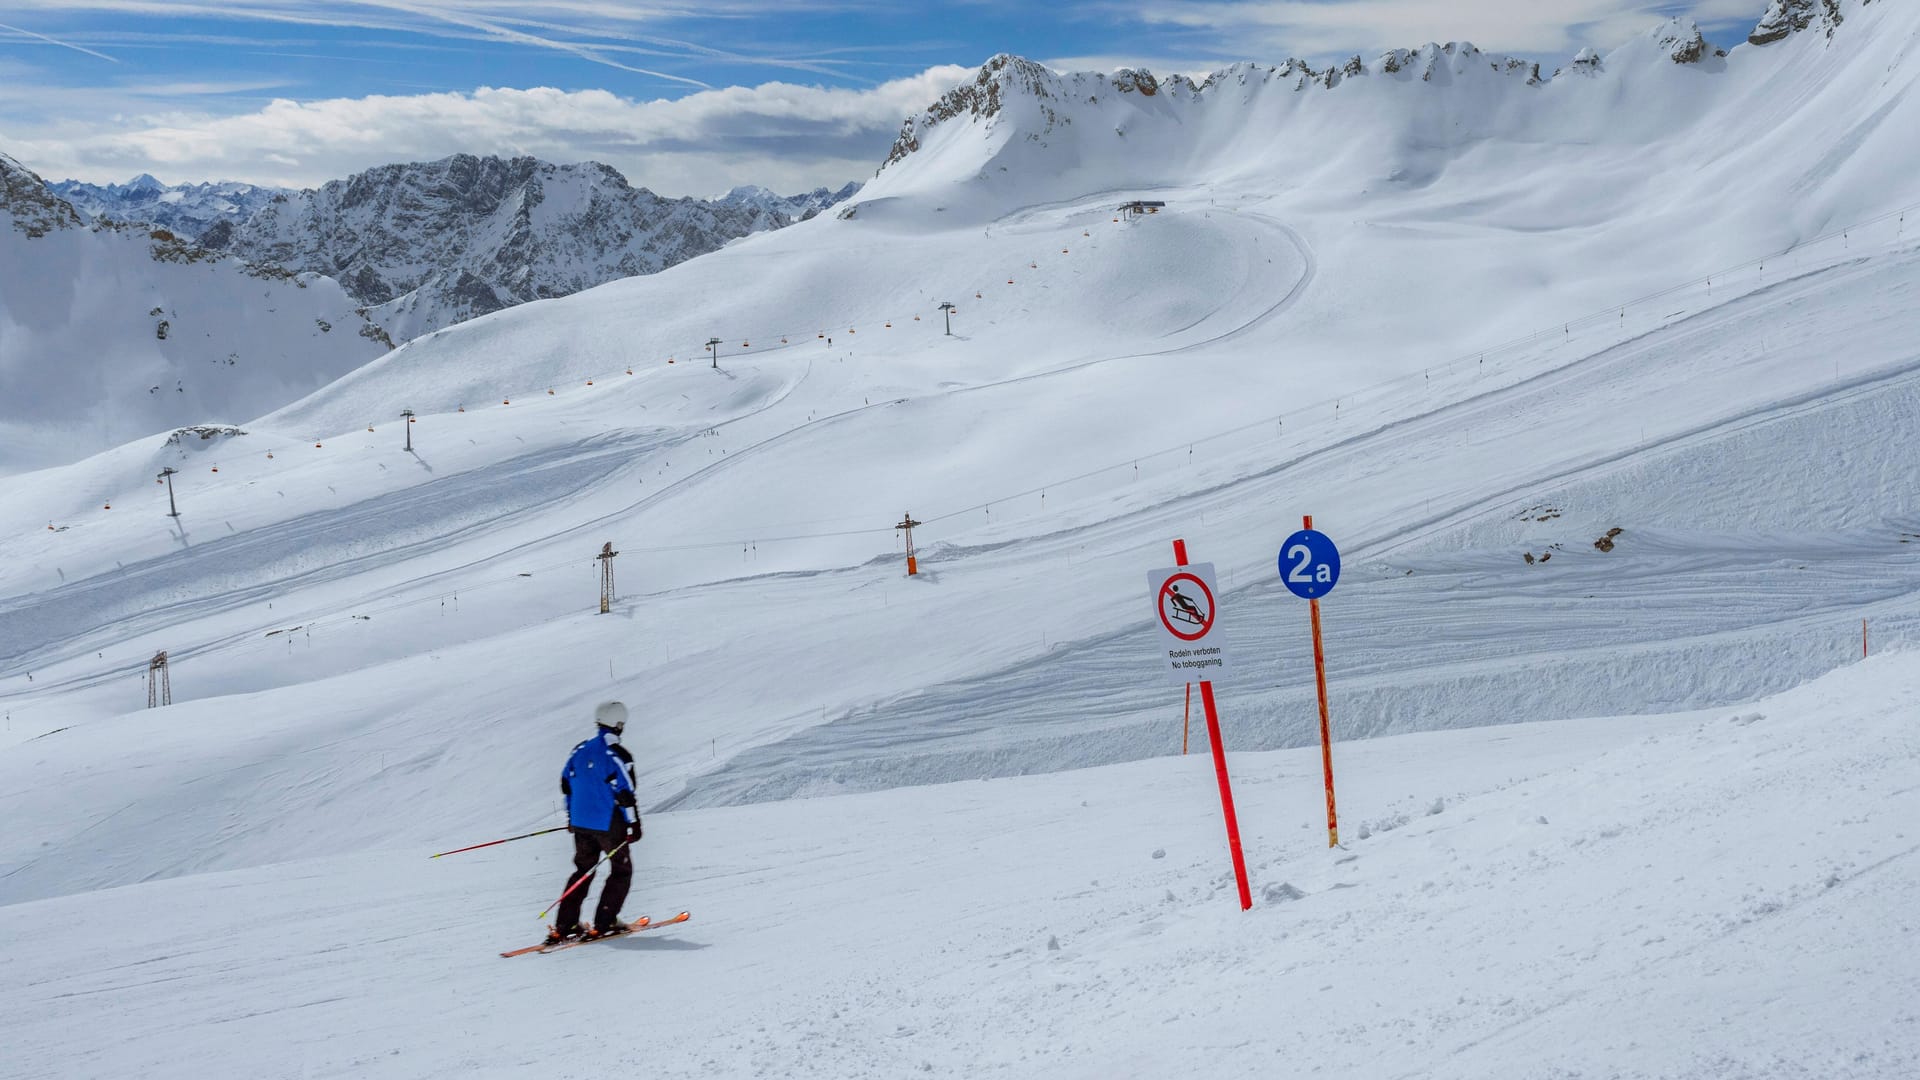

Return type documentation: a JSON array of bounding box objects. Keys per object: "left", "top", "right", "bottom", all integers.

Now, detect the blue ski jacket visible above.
[{"left": 561, "top": 733, "right": 637, "bottom": 834}]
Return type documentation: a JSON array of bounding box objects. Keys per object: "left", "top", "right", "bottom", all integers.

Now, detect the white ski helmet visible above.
[{"left": 594, "top": 700, "right": 629, "bottom": 733}]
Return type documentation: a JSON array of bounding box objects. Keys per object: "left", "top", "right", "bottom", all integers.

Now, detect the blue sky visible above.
[{"left": 0, "top": 1, "right": 1762, "bottom": 195}]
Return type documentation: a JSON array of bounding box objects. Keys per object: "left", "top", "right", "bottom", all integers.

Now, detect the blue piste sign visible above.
[{"left": 1278, "top": 528, "right": 1340, "bottom": 599}]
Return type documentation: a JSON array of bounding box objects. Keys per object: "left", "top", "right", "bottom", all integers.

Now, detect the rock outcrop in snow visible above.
[
  {"left": 1748, "top": 0, "right": 1849, "bottom": 44},
  {"left": 203, "top": 155, "right": 859, "bottom": 339},
  {"left": 1, "top": 151, "right": 83, "bottom": 237},
  {"left": 1653, "top": 18, "right": 1723, "bottom": 64},
  {"left": 885, "top": 53, "right": 1079, "bottom": 167}
]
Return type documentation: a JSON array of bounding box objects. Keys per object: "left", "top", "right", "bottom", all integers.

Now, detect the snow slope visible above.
[
  {"left": 1, "top": 656, "right": 1914, "bottom": 1078},
  {"left": 1, "top": 2, "right": 1919, "bottom": 1072},
  {"left": 0, "top": 154, "right": 390, "bottom": 475},
  {"left": 2, "top": 0, "right": 1918, "bottom": 891}
]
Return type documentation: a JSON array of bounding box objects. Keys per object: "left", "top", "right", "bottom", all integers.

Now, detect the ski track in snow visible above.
[
  {"left": 660, "top": 247, "right": 1920, "bottom": 809},
  {"left": 0, "top": 431, "right": 666, "bottom": 672},
  {"left": 1, "top": 657, "right": 1915, "bottom": 1078},
  {"left": 0, "top": 201, "right": 1306, "bottom": 686}
]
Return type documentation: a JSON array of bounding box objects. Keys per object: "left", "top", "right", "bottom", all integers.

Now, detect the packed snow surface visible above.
[
  {"left": 2, "top": 657, "right": 1916, "bottom": 1077},
  {"left": 1, "top": 2, "right": 1919, "bottom": 1074}
]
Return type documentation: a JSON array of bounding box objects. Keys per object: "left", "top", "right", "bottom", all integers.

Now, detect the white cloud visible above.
[{"left": 0, "top": 65, "right": 972, "bottom": 195}]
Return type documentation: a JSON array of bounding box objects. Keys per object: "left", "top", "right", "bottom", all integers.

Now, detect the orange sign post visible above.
[{"left": 1281, "top": 514, "right": 1342, "bottom": 847}]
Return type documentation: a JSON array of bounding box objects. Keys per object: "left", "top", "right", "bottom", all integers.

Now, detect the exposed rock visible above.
[
  {"left": 1749, "top": 0, "right": 1845, "bottom": 45},
  {"left": 0, "top": 152, "right": 83, "bottom": 237},
  {"left": 215, "top": 155, "right": 855, "bottom": 338},
  {"left": 1654, "top": 19, "right": 1719, "bottom": 63},
  {"left": 165, "top": 425, "right": 247, "bottom": 445},
  {"left": 885, "top": 54, "right": 1062, "bottom": 167},
  {"left": 1110, "top": 69, "right": 1159, "bottom": 96}
]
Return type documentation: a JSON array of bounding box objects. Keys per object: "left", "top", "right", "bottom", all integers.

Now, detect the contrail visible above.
[{"left": 0, "top": 20, "right": 120, "bottom": 63}]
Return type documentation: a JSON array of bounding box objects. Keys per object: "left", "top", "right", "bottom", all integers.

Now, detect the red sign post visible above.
[{"left": 1154, "top": 538, "right": 1252, "bottom": 910}]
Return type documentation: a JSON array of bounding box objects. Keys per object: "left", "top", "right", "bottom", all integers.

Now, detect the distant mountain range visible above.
[
  {"left": 714, "top": 182, "right": 862, "bottom": 223},
  {"left": 50, "top": 159, "right": 862, "bottom": 339},
  {"left": 48, "top": 173, "right": 285, "bottom": 240}
]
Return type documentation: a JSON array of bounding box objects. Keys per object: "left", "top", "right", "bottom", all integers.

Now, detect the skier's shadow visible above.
[{"left": 609, "top": 936, "right": 709, "bottom": 952}]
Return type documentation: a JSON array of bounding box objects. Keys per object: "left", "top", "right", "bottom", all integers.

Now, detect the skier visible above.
[{"left": 549, "top": 701, "right": 643, "bottom": 943}]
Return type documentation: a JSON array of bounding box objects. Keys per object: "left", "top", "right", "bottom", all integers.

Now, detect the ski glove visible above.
[{"left": 629, "top": 818, "right": 643, "bottom": 842}]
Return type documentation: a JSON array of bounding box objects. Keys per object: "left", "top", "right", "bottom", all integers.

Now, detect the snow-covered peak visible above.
[
  {"left": 880, "top": 53, "right": 1067, "bottom": 168},
  {"left": 716, "top": 181, "right": 863, "bottom": 222},
  {"left": 720, "top": 183, "right": 779, "bottom": 203},
  {"left": 1749, "top": 0, "right": 1847, "bottom": 45}
]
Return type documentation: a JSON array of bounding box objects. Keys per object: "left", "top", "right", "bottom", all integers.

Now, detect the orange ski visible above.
[{"left": 501, "top": 912, "right": 689, "bottom": 958}]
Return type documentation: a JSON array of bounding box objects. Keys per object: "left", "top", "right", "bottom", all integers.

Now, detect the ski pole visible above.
[
  {"left": 430, "top": 825, "right": 568, "bottom": 859},
  {"left": 539, "top": 839, "right": 631, "bottom": 919}
]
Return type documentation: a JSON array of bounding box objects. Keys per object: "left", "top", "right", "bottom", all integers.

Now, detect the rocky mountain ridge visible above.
[
  {"left": 43, "top": 159, "right": 861, "bottom": 341},
  {"left": 880, "top": 2, "right": 1859, "bottom": 174},
  {"left": 196, "top": 156, "right": 859, "bottom": 339}
]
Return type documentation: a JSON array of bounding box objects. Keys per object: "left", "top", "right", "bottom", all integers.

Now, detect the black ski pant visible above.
[{"left": 555, "top": 826, "right": 632, "bottom": 932}]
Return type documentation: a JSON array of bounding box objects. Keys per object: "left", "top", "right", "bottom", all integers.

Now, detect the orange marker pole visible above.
[{"left": 1303, "top": 514, "right": 1340, "bottom": 847}]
